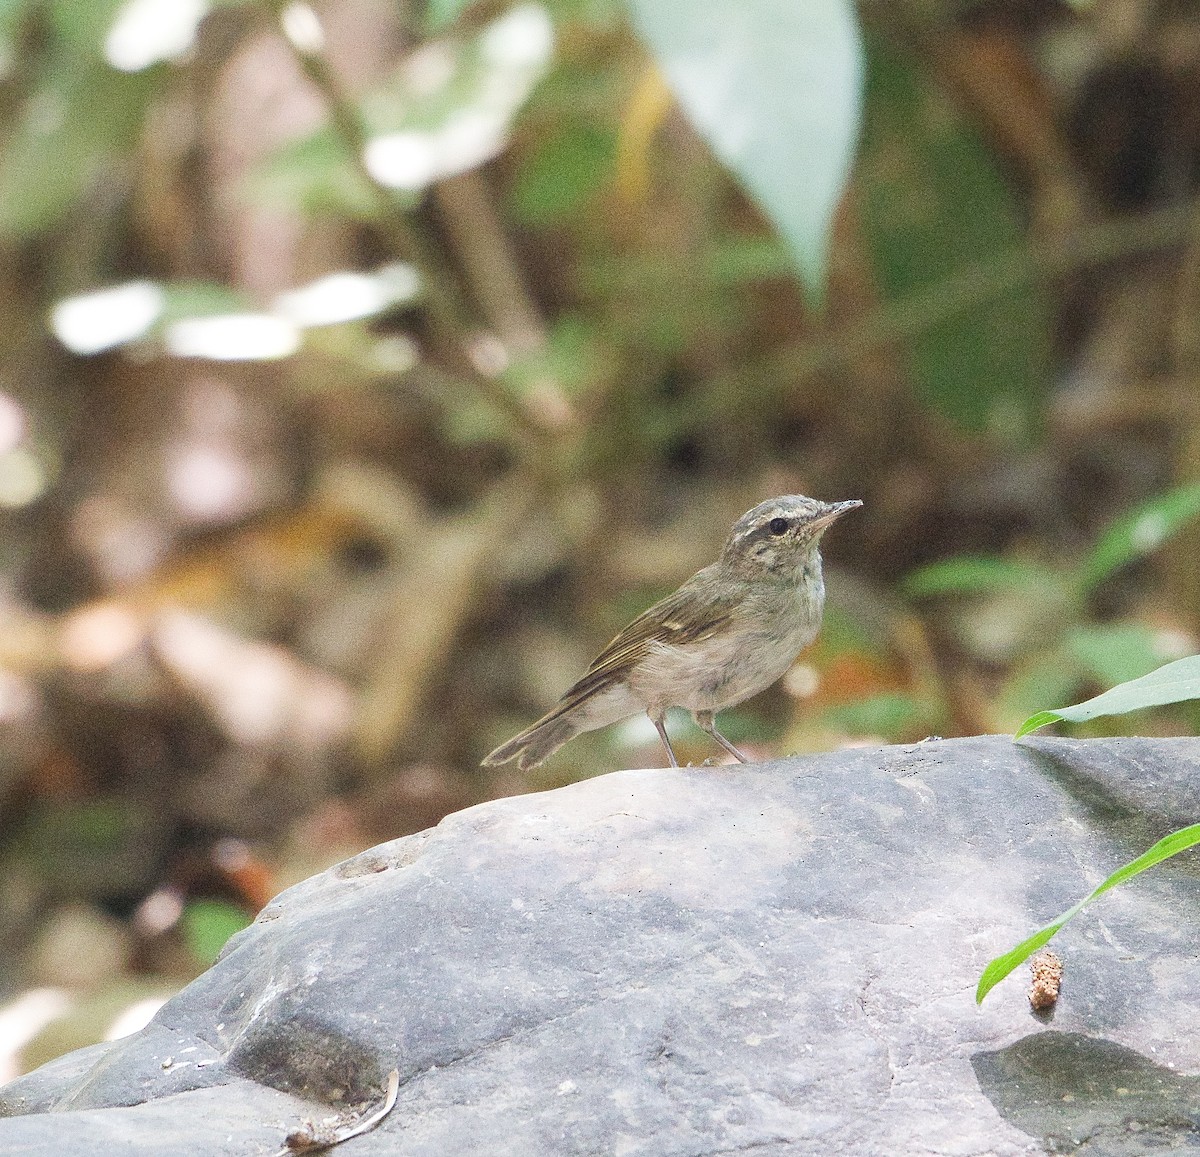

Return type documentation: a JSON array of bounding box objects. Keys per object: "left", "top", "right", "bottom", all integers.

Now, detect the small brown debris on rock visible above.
[
  {"left": 1029, "top": 950, "right": 1063, "bottom": 1010},
  {"left": 275, "top": 1070, "right": 400, "bottom": 1155}
]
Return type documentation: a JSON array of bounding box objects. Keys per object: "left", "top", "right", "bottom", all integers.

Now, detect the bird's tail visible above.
[{"left": 481, "top": 711, "right": 582, "bottom": 771}]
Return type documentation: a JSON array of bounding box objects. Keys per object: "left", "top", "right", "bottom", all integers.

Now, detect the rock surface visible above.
[{"left": 3, "top": 734, "right": 1200, "bottom": 1155}]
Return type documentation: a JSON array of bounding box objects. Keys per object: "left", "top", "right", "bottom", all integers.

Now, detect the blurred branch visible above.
[
  {"left": 434, "top": 172, "right": 577, "bottom": 430},
  {"left": 258, "top": 0, "right": 556, "bottom": 445},
  {"left": 434, "top": 172, "right": 547, "bottom": 356},
  {"left": 716, "top": 198, "right": 1200, "bottom": 397},
  {"left": 354, "top": 473, "right": 543, "bottom": 771}
]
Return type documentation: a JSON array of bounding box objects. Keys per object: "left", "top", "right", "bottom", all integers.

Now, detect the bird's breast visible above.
[{"left": 629, "top": 576, "right": 825, "bottom": 713}]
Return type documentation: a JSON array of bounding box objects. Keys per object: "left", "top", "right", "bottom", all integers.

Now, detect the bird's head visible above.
[{"left": 720, "top": 495, "right": 862, "bottom": 578}]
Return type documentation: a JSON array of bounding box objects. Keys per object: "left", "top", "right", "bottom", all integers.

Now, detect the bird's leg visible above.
[
  {"left": 693, "top": 710, "right": 749, "bottom": 763},
  {"left": 649, "top": 711, "right": 679, "bottom": 767}
]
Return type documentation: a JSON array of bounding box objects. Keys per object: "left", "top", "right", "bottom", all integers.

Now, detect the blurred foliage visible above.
[
  {"left": 181, "top": 899, "right": 253, "bottom": 967},
  {"left": 0, "top": 0, "right": 1199, "bottom": 1076},
  {"left": 903, "top": 483, "right": 1200, "bottom": 731}
]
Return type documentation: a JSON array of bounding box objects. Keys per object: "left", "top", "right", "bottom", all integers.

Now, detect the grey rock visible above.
[{"left": 2, "top": 734, "right": 1200, "bottom": 1155}]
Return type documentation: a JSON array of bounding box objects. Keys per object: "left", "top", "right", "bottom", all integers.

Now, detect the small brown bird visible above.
[{"left": 483, "top": 494, "right": 861, "bottom": 770}]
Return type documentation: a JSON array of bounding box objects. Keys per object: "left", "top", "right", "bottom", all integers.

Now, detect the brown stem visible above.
[{"left": 434, "top": 171, "right": 547, "bottom": 355}]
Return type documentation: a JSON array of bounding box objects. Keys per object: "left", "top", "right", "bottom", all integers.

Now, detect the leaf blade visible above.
[
  {"left": 624, "top": 0, "right": 863, "bottom": 300},
  {"left": 1079, "top": 482, "right": 1200, "bottom": 594},
  {"left": 977, "top": 823, "right": 1200, "bottom": 1002},
  {"left": 1015, "top": 654, "right": 1200, "bottom": 737}
]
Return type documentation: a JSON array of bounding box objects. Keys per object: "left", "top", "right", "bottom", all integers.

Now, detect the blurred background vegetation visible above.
[{"left": 1, "top": 0, "right": 1200, "bottom": 1075}]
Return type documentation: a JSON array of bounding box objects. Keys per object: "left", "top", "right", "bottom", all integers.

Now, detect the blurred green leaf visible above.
[
  {"left": 859, "top": 41, "right": 1049, "bottom": 434},
  {"left": 182, "top": 899, "right": 253, "bottom": 968},
  {"left": 624, "top": 0, "right": 863, "bottom": 301},
  {"left": 1079, "top": 482, "right": 1200, "bottom": 593},
  {"left": 1015, "top": 654, "right": 1200, "bottom": 738},
  {"left": 425, "top": 0, "right": 473, "bottom": 33},
  {"left": 160, "top": 282, "right": 251, "bottom": 323},
  {"left": 0, "top": 60, "right": 155, "bottom": 239},
  {"left": 823, "top": 693, "right": 925, "bottom": 741},
  {"left": 245, "top": 129, "right": 381, "bottom": 219},
  {"left": 977, "top": 823, "right": 1200, "bottom": 1002},
  {"left": 1065, "top": 623, "right": 1175, "bottom": 688},
  {"left": 510, "top": 124, "right": 615, "bottom": 224},
  {"left": 48, "top": 0, "right": 125, "bottom": 54},
  {"left": 0, "top": 0, "right": 30, "bottom": 47},
  {"left": 999, "top": 658, "right": 1081, "bottom": 730},
  {"left": 583, "top": 237, "right": 795, "bottom": 297},
  {"left": 903, "top": 556, "right": 1058, "bottom": 599},
  {"left": 502, "top": 315, "right": 598, "bottom": 399}
]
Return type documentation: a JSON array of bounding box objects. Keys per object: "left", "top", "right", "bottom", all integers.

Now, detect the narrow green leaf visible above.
[
  {"left": 1013, "top": 710, "right": 1063, "bottom": 740},
  {"left": 1079, "top": 482, "right": 1200, "bottom": 594},
  {"left": 977, "top": 823, "right": 1200, "bottom": 1002},
  {"left": 902, "top": 556, "right": 1055, "bottom": 599},
  {"left": 1015, "top": 654, "right": 1200, "bottom": 737},
  {"left": 624, "top": 0, "right": 863, "bottom": 301}
]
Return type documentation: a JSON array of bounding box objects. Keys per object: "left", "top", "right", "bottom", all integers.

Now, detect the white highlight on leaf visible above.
[
  {"left": 1130, "top": 511, "right": 1169, "bottom": 554},
  {"left": 403, "top": 43, "right": 458, "bottom": 97},
  {"left": 51, "top": 281, "right": 166, "bottom": 355},
  {"left": 0, "top": 449, "right": 45, "bottom": 508},
  {"left": 164, "top": 314, "right": 302, "bottom": 361},
  {"left": 280, "top": 2, "right": 325, "bottom": 54},
  {"left": 105, "top": 0, "right": 210, "bottom": 72},
  {"left": 0, "top": 393, "right": 26, "bottom": 457},
  {"left": 480, "top": 2, "right": 554, "bottom": 67},
  {"left": 273, "top": 263, "right": 421, "bottom": 326},
  {"left": 364, "top": 3, "right": 553, "bottom": 191},
  {"left": 364, "top": 132, "right": 437, "bottom": 192}
]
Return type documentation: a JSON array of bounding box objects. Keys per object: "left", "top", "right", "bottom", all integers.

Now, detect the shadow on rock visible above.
[{"left": 972, "top": 1030, "right": 1200, "bottom": 1154}]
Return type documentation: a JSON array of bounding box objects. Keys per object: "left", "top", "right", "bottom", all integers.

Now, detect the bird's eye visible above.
[{"left": 768, "top": 517, "right": 790, "bottom": 536}]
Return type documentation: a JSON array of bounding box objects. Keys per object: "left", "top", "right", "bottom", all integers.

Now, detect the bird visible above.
[{"left": 482, "top": 494, "right": 862, "bottom": 770}]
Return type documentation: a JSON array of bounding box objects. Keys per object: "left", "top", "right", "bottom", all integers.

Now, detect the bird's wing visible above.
[{"left": 558, "top": 570, "right": 739, "bottom": 705}]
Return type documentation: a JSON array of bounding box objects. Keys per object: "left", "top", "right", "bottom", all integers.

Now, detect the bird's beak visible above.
[{"left": 810, "top": 499, "right": 863, "bottom": 531}]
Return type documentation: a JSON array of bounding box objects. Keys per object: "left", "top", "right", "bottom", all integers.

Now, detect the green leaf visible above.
[
  {"left": 1065, "top": 623, "right": 1175, "bottom": 688},
  {"left": 182, "top": 899, "right": 253, "bottom": 967},
  {"left": 822, "top": 693, "right": 926, "bottom": 742},
  {"left": 859, "top": 41, "right": 1049, "bottom": 434},
  {"left": 902, "top": 556, "right": 1057, "bottom": 599},
  {"left": 977, "top": 823, "right": 1200, "bottom": 1002},
  {"left": 245, "top": 128, "right": 382, "bottom": 219},
  {"left": 624, "top": 0, "right": 863, "bottom": 301},
  {"left": 1079, "top": 482, "right": 1200, "bottom": 593},
  {"left": 0, "top": 61, "right": 156, "bottom": 240},
  {"left": 1014, "top": 654, "right": 1200, "bottom": 738},
  {"left": 510, "top": 124, "right": 615, "bottom": 224},
  {"left": 160, "top": 281, "right": 251, "bottom": 323},
  {"left": 425, "top": 0, "right": 473, "bottom": 33}
]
